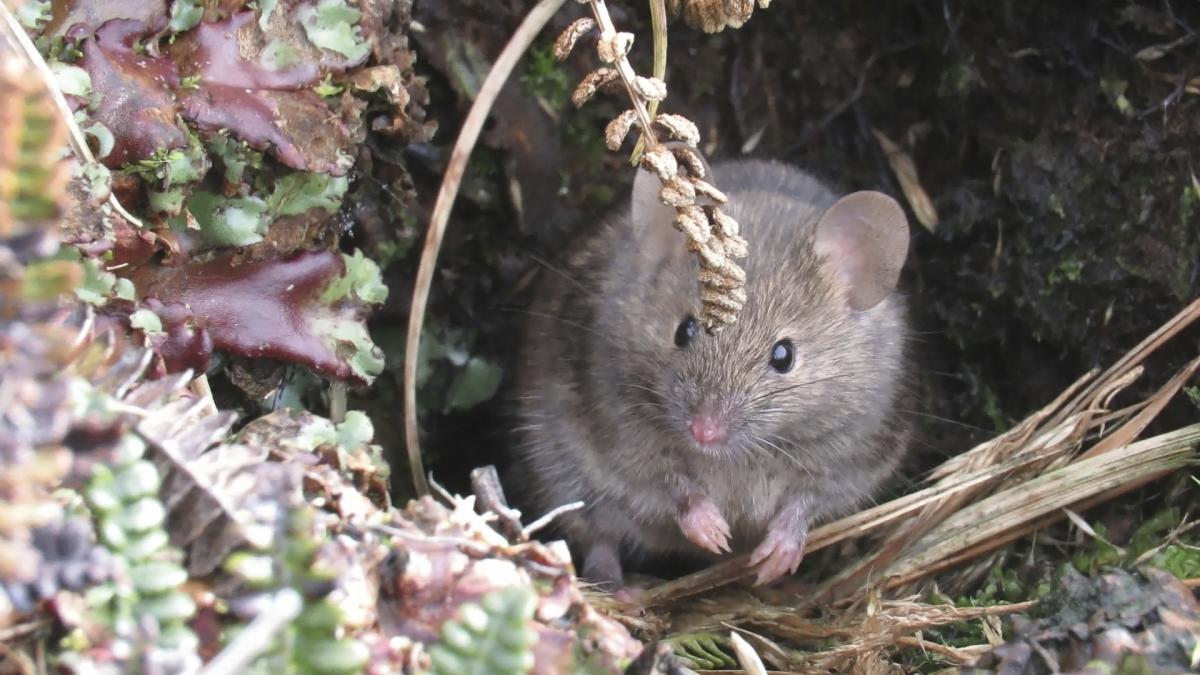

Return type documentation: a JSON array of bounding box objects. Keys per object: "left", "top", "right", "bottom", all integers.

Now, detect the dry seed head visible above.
[
  {"left": 702, "top": 306, "right": 738, "bottom": 327},
  {"left": 572, "top": 68, "right": 618, "bottom": 108},
  {"left": 604, "top": 109, "right": 639, "bottom": 151},
  {"left": 654, "top": 114, "right": 700, "bottom": 146},
  {"left": 672, "top": 146, "right": 707, "bottom": 178},
  {"left": 659, "top": 175, "right": 696, "bottom": 206},
  {"left": 676, "top": 0, "right": 757, "bottom": 33},
  {"left": 639, "top": 146, "right": 678, "bottom": 181},
  {"left": 691, "top": 179, "right": 727, "bottom": 204},
  {"left": 702, "top": 284, "right": 746, "bottom": 312},
  {"left": 632, "top": 76, "right": 668, "bottom": 102},
  {"left": 711, "top": 208, "right": 739, "bottom": 237},
  {"left": 554, "top": 17, "right": 597, "bottom": 61},
  {"left": 596, "top": 31, "right": 634, "bottom": 63},
  {"left": 698, "top": 267, "right": 743, "bottom": 290},
  {"left": 721, "top": 232, "right": 749, "bottom": 258},
  {"left": 555, "top": 1, "right": 750, "bottom": 331},
  {"left": 673, "top": 205, "right": 711, "bottom": 244}
]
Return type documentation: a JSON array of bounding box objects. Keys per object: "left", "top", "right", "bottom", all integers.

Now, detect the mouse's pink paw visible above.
[
  {"left": 676, "top": 494, "right": 731, "bottom": 555},
  {"left": 749, "top": 523, "right": 808, "bottom": 585}
]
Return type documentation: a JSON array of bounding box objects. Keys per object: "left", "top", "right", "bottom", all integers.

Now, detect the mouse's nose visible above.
[{"left": 689, "top": 405, "right": 728, "bottom": 445}]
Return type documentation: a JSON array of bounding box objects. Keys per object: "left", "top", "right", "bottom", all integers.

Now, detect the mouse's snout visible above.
[{"left": 688, "top": 401, "right": 729, "bottom": 445}]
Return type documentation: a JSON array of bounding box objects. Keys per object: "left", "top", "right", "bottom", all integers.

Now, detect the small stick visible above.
[
  {"left": 470, "top": 465, "right": 524, "bottom": 540},
  {"left": 199, "top": 588, "right": 302, "bottom": 675},
  {"left": 402, "top": 0, "right": 567, "bottom": 497},
  {"left": 523, "top": 501, "right": 584, "bottom": 537}
]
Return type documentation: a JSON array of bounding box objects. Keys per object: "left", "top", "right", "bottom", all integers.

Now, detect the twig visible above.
[
  {"left": 0, "top": 617, "right": 51, "bottom": 642},
  {"left": 524, "top": 500, "right": 585, "bottom": 537},
  {"left": 199, "top": 588, "right": 302, "bottom": 675},
  {"left": 402, "top": 0, "right": 567, "bottom": 497},
  {"left": 0, "top": 3, "right": 143, "bottom": 227},
  {"left": 588, "top": 0, "right": 659, "bottom": 147},
  {"left": 187, "top": 373, "right": 219, "bottom": 418},
  {"left": 470, "top": 464, "right": 524, "bottom": 540},
  {"left": 328, "top": 380, "right": 347, "bottom": 424},
  {"left": 893, "top": 636, "right": 987, "bottom": 664}
]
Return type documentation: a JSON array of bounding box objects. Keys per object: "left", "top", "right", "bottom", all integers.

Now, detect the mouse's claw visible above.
[
  {"left": 676, "top": 492, "right": 732, "bottom": 555},
  {"left": 749, "top": 500, "right": 810, "bottom": 585},
  {"left": 749, "top": 527, "right": 807, "bottom": 585}
]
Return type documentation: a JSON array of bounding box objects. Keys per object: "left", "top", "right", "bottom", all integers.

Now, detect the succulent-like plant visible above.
[{"left": 427, "top": 587, "right": 538, "bottom": 675}]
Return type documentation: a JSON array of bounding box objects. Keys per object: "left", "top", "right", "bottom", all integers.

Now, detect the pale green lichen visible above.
[
  {"left": 298, "top": 0, "right": 371, "bottom": 62},
  {"left": 268, "top": 172, "right": 348, "bottom": 216}
]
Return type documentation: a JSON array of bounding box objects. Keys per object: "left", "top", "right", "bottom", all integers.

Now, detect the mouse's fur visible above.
[{"left": 508, "top": 159, "right": 913, "bottom": 583}]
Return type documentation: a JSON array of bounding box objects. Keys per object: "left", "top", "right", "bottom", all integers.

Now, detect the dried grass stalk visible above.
[{"left": 557, "top": 0, "right": 749, "bottom": 331}]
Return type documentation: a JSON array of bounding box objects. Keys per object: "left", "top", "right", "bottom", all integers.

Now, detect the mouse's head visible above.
[{"left": 609, "top": 161, "right": 910, "bottom": 464}]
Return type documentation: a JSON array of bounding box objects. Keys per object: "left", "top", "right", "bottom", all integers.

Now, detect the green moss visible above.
[
  {"left": 520, "top": 43, "right": 572, "bottom": 111},
  {"left": 937, "top": 56, "right": 985, "bottom": 99},
  {"left": 1048, "top": 259, "right": 1084, "bottom": 285},
  {"left": 1070, "top": 508, "right": 1199, "bottom": 578}
]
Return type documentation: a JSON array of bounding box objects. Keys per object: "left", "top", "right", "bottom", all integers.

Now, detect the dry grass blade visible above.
[
  {"left": 879, "top": 422, "right": 1200, "bottom": 591},
  {"left": 872, "top": 127, "right": 938, "bottom": 231},
  {"left": 402, "top": 0, "right": 567, "bottom": 497},
  {"left": 802, "top": 601, "right": 1036, "bottom": 670},
  {"left": 1051, "top": 296, "right": 1200, "bottom": 428},
  {"left": 1079, "top": 354, "right": 1200, "bottom": 460},
  {"left": 629, "top": 0, "right": 668, "bottom": 165}
]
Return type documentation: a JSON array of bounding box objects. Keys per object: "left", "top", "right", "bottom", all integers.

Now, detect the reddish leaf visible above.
[
  {"left": 173, "top": 12, "right": 354, "bottom": 174},
  {"left": 109, "top": 219, "right": 161, "bottom": 268},
  {"left": 78, "top": 20, "right": 186, "bottom": 167},
  {"left": 140, "top": 298, "right": 213, "bottom": 376},
  {"left": 125, "top": 250, "right": 362, "bottom": 380},
  {"left": 46, "top": 0, "right": 168, "bottom": 36}
]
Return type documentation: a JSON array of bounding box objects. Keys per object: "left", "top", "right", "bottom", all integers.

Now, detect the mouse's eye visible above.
[
  {"left": 769, "top": 339, "right": 795, "bottom": 373},
  {"left": 674, "top": 315, "right": 699, "bottom": 348}
]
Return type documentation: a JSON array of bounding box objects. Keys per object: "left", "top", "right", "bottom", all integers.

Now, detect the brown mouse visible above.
[{"left": 508, "top": 158, "right": 913, "bottom": 586}]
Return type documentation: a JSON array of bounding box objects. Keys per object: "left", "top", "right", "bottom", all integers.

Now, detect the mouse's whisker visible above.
[
  {"left": 746, "top": 372, "right": 860, "bottom": 405},
  {"left": 755, "top": 434, "right": 814, "bottom": 477},
  {"left": 896, "top": 408, "right": 994, "bottom": 433},
  {"left": 528, "top": 253, "right": 604, "bottom": 300},
  {"left": 624, "top": 382, "right": 666, "bottom": 398},
  {"left": 493, "top": 307, "right": 625, "bottom": 348}
]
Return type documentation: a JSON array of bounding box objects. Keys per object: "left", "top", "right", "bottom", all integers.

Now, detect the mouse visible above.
[{"left": 507, "top": 157, "right": 913, "bottom": 586}]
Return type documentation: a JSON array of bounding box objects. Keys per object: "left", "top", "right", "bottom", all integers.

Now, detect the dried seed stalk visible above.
[{"left": 557, "top": 0, "right": 749, "bottom": 330}]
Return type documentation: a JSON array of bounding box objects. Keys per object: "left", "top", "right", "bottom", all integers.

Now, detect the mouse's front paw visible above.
[
  {"left": 676, "top": 493, "right": 732, "bottom": 555},
  {"left": 750, "top": 500, "right": 810, "bottom": 585},
  {"left": 748, "top": 526, "right": 807, "bottom": 585}
]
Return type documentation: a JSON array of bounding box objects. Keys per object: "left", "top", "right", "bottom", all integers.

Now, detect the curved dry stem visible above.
[
  {"left": 629, "top": 0, "right": 668, "bottom": 165},
  {"left": 402, "top": 0, "right": 568, "bottom": 497}
]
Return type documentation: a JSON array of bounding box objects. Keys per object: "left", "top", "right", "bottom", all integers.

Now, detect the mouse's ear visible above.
[
  {"left": 813, "top": 191, "right": 909, "bottom": 311},
  {"left": 630, "top": 164, "right": 687, "bottom": 268}
]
